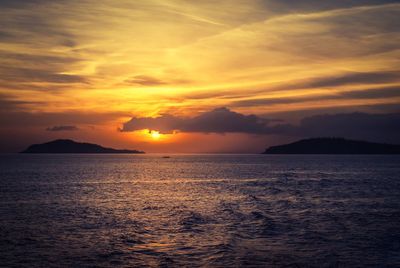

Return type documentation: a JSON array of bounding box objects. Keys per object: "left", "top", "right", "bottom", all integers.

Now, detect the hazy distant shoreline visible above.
[{"left": 264, "top": 138, "right": 400, "bottom": 154}]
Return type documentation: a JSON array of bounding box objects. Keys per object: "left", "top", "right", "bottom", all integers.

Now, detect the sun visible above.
[
  {"left": 149, "top": 130, "right": 161, "bottom": 140},
  {"left": 132, "top": 129, "right": 170, "bottom": 142}
]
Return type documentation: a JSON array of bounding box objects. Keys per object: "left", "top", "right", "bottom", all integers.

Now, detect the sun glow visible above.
[{"left": 150, "top": 130, "right": 161, "bottom": 140}]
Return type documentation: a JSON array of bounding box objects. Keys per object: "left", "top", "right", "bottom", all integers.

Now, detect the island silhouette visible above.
[
  {"left": 21, "top": 139, "right": 144, "bottom": 154},
  {"left": 263, "top": 138, "right": 400, "bottom": 154}
]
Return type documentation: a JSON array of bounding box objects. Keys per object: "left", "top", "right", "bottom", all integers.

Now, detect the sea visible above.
[{"left": 0, "top": 154, "right": 399, "bottom": 267}]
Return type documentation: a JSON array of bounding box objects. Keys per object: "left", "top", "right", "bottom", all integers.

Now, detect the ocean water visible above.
[{"left": 0, "top": 154, "right": 399, "bottom": 267}]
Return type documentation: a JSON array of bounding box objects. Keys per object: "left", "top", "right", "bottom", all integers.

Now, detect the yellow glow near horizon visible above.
[
  {"left": 150, "top": 130, "right": 161, "bottom": 140},
  {"left": 0, "top": 2, "right": 398, "bottom": 117},
  {"left": 131, "top": 129, "right": 173, "bottom": 142},
  {"left": 0, "top": 1, "right": 399, "bottom": 153}
]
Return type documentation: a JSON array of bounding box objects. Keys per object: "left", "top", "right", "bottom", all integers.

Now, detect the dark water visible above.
[{"left": 1, "top": 154, "right": 399, "bottom": 267}]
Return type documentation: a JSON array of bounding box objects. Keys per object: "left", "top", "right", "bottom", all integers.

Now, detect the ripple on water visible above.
[{"left": 0, "top": 154, "right": 400, "bottom": 267}]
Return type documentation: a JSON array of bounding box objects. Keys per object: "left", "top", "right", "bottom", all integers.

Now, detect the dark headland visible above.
[
  {"left": 263, "top": 138, "right": 400, "bottom": 154},
  {"left": 21, "top": 139, "right": 144, "bottom": 154}
]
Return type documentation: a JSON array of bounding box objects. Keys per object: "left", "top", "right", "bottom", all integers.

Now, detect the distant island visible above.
[
  {"left": 263, "top": 138, "right": 400, "bottom": 154},
  {"left": 21, "top": 139, "right": 145, "bottom": 154}
]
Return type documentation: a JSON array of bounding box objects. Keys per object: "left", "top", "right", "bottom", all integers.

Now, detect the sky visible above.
[{"left": 0, "top": 0, "right": 399, "bottom": 153}]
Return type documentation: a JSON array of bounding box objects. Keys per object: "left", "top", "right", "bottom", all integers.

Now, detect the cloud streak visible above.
[
  {"left": 46, "top": 125, "right": 79, "bottom": 131},
  {"left": 282, "top": 72, "right": 400, "bottom": 90},
  {"left": 231, "top": 86, "right": 400, "bottom": 107},
  {"left": 124, "top": 75, "right": 167, "bottom": 86}
]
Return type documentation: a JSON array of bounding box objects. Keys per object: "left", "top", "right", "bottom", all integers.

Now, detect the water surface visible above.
[{"left": 1, "top": 154, "right": 399, "bottom": 267}]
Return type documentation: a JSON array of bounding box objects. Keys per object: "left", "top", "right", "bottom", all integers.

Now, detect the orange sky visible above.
[{"left": 0, "top": 0, "right": 399, "bottom": 152}]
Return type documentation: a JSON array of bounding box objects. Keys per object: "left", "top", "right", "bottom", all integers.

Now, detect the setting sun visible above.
[
  {"left": 1, "top": 1, "right": 399, "bottom": 267},
  {"left": 149, "top": 130, "right": 161, "bottom": 140}
]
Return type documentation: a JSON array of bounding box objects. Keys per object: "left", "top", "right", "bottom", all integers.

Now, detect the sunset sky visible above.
[{"left": 1, "top": 0, "right": 399, "bottom": 153}]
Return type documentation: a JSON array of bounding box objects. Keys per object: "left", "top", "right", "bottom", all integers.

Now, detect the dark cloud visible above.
[
  {"left": 0, "top": 53, "right": 84, "bottom": 85},
  {"left": 232, "top": 86, "right": 400, "bottom": 107},
  {"left": 0, "top": 51, "right": 81, "bottom": 66},
  {"left": 0, "top": 0, "right": 59, "bottom": 8},
  {"left": 0, "top": 96, "right": 42, "bottom": 112},
  {"left": 170, "top": 72, "right": 400, "bottom": 104},
  {"left": 59, "top": 39, "right": 78, "bottom": 48},
  {"left": 274, "top": 71, "right": 400, "bottom": 92},
  {"left": 0, "top": 30, "right": 16, "bottom": 40},
  {"left": 125, "top": 75, "right": 167, "bottom": 86},
  {"left": 264, "top": 0, "right": 400, "bottom": 14},
  {"left": 0, "top": 10, "right": 76, "bottom": 48},
  {"left": 258, "top": 102, "right": 400, "bottom": 125},
  {"left": 301, "top": 72, "right": 400, "bottom": 89},
  {"left": 0, "top": 51, "right": 86, "bottom": 88},
  {"left": 0, "top": 3, "right": 84, "bottom": 87},
  {"left": 121, "top": 107, "right": 271, "bottom": 134},
  {"left": 0, "top": 110, "right": 126, "bottom": 127},
  {"left": 291, "top": 112, "right": 400, "bottom": 143},
  {"left": 275, "top": 112, "right": 400, "bottom": 144},
  {"left": 123, "top": 75, "right": 191, "bottom": 87},
  {"left": 46, "top": 125, "right": 79, "bottom": 131},
  {"left": 260, "top": 4, "right": 400, "bottom": 60},
  {"left": 340, "top": 86, "right": 400, "bottom": 99},
  {"left": 121, "top": 107, "right": 400, "bottom": 143},
  {"left": 0, "top": 66, "right": 87, "bottom": 84}
]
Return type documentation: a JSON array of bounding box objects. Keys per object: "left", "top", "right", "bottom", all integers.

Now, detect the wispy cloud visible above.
[
  {"left": 1, "top": 0, "right": 399, "bottom": 152},
  {"left": 231, "top": 86, "right": 400, "bottom": 107},
  {"left": 124, "top": 75, "right": 167, "bottom": 86},
  {"left": 288, "top": 72, "right": 400, "bottom": 89},
  {"left": 46, "top": 125, "right": 79, "bottom": 131}
]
